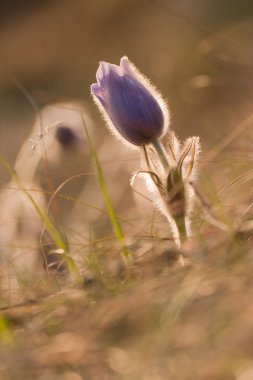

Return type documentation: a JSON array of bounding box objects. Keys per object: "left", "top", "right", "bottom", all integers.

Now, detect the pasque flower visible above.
[
  {"left": 91, "top": 56, "right": 169, "bottom": 146},
  {"left": 91, "top": 56, "right": 202, "bottom": 261}
]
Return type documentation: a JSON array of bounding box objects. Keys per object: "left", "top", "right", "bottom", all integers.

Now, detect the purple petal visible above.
[
  {"left": 91, "top": 57, "right": 167, "bottom": 146},
  {"left": 91, "top": 83, "right": 102, "bottom": 98},
  {"left": 120, "top": 56, "right": 133, "bottom": 76},
  {"left": 96, "top": 61, "right": 122, "bottom": 85},
  {"left": 91, "top": 83, "right": 107, "bottom": 110},
  {"left": 104, "top": 71, "right": 164, "bottom": 145},
  {"left": 96, "top": 62, "right": 109, "bottom": 84}
]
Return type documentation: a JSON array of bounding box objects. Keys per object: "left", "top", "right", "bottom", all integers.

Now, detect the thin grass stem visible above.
[{"left": 82, "top": 115, "right": 130, "bottom": 261}]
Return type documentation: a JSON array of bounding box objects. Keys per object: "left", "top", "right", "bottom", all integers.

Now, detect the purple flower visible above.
[{"left": 91, "top": 56, "right": 169, "bottom": 146}]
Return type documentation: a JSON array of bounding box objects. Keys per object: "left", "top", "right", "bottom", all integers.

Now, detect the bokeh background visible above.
[
  {"left": 1, "top": 2, "right": 253, "bottom": 379},
  {"left": 1, "top": 0, "right": 253, "bottom": 162},
  {"left": 0, "top": 0, "right": 253, "bottom": 223}
]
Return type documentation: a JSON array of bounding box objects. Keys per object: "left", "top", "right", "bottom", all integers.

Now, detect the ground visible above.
[{"left": 0, "top": 225, "right": 253, "bottom": 379}]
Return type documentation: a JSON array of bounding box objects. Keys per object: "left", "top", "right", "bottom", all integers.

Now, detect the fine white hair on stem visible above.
[
  {"left": 130, "top": 169, "right": 181, "bottom": 248},
  {"left": 131, "top": 131, "right": 201, "bottom": 248}
]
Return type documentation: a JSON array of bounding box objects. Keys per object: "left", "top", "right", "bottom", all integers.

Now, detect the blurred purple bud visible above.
[
  {"left": 91, "top": 56, "right": 169, "bottom": 146},
  {"left": 55, "top": 125, "right": 76, "bottom": 147}
]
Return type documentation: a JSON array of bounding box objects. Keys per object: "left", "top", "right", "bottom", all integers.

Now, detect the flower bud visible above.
[{"left": 91, "top": 56, "right": 169, "bottom": 146}]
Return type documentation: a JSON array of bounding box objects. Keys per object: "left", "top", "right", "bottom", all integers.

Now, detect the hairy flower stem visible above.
[
  {"left": 171, "top": 214, "right": 187, "bottom": 266},
  {"left": 148, "top": 140, "right": 188, "bottom": 265},
  {"left": 175, "top": 215, "right": 187, "bottom": 241},
  {"left": 151, "top": 140, "right": 169, "bottom": 169},
  {"left": 150, "top": 140, "right": 188, "bottom": 263}
]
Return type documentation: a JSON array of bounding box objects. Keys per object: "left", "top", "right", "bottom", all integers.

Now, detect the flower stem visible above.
[
  {"left": 172, "top": 215, "right": 188, "bottom": 267},
  {"left": 151, "top": 140, "right": 169, "bottom": 169},
  {"left": 175, "top": 215, "right": 187, "bottom": 242}
]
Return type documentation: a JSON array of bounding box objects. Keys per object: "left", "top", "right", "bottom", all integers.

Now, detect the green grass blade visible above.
[
  {"left": 0, "top": 314, "right": 14, "bottom": 345},
  {"left": 82, "top": 116, "right": 129, "bottom": 260},
  {"left": 0, "top": 154, "right": 78, "bottom": 274}
]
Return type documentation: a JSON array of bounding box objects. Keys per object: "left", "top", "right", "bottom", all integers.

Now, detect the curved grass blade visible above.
[
  {"left": 82, "top": 115, "right": 130, "bottom": 261},
  {"left": 0, "top": 154, "right": 78, "bottom": 274}
]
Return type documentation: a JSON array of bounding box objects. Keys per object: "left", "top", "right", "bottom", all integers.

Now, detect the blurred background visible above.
[
  {"left": 0, "top": 0, "right": 253, "bottom": 226},
  {"left": 1, "top": 3, "right": 253, "bottom": 378}
]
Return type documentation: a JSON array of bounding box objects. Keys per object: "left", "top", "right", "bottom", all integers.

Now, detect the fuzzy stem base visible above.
[
  {"left": 175, "top": 215, "right": 187, "bottom": 242},
  {"left": 172, "top": 215, "right": 188, "bottom": 266}
]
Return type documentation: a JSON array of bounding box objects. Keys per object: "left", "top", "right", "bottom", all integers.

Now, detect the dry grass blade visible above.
[{"left": 201, "top": 112, "right": 253, "bottom": 168}]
